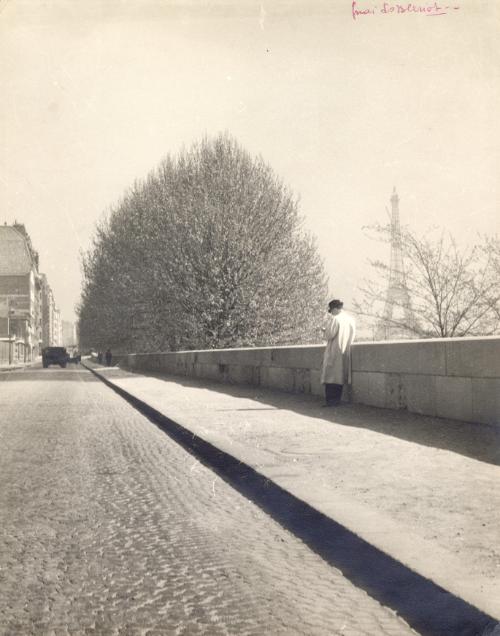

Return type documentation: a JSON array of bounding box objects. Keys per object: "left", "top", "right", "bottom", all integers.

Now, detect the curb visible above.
[
  {"left": 0, "top": 364, "right": 30, "bottom": 373},
  {"left": 83, "top": 362, "right": 498, "bottom": 636}
]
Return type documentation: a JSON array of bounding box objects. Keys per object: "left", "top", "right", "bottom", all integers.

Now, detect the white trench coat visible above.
[{"left": 320, "top": 310, "right": 356, "bottom": 385}]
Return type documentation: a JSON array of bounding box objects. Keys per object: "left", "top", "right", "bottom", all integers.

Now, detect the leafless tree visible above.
[{"left": 354, "top": 225, "right": 500, "bottom": 338}]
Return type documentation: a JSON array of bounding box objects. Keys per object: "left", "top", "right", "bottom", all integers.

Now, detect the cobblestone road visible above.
[{"left": 0, "top": 366, "right": 416, "bottom": 635}]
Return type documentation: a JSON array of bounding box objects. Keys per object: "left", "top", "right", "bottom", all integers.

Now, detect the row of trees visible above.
[
  {"left": 79, "top": 133, "right": 499, "bottom": 352},
  {"left": 354, "top": 226, "right": 500, "bottom": 338},
  {"left": 78, "top": 134, "right": 328, "bottom": 352}
]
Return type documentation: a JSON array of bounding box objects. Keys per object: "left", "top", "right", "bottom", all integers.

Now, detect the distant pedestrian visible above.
[
  {"left": 97, "top": 351, "right": 103, "bottom": 364},
  {"left": 321, "top": 299, "right": 356, "bottom": 407},
  {"left": 105, "top": 349, "right": 112, "bottom": 367}
]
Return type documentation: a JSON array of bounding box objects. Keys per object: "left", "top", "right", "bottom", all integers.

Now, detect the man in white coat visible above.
[{"left": 321, "top": 299, "right": 356, "bottom": 406}]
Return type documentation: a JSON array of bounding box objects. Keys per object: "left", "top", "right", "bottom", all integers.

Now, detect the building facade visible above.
[
  {"left": 40, "top": 274, "right": 63, "bottom": 348},
  {"left": 53, "top": 308, "right": 63, "bottom": 347},
  {"left": 0, "top": 222, "right": 62, "bottom": 364},
  {"left": 0, "top": 223, "right": 43, "bottom": 363},
  {"left": 62, "top": 320, "right": 77, "bottom": 349}
]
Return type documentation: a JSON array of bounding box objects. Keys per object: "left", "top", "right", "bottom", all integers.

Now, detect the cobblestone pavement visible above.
[
  {"left": 0, "top": 366, "right": 416, "bottom": 635},
  {"left": 92, "top": 364, "right": 500, "bottom": 622}
]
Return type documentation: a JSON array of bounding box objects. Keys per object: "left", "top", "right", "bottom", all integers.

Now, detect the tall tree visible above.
[
  {"left": 78, "top": 134, "right": 327, "bottom": 352},
  {"left": 354, "top": 225, "right": 500, "bottom": 338}
]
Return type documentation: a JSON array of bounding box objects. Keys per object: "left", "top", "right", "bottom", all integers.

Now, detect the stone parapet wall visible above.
[
  {"left": 119, "top": 337, "right": 500, "bottom": 425},
  {"left": 121, "top": 344, "right": 326, "bottom": 398},
  {"left": 351, "top": 337, "right": 500, "bottom": 425}
]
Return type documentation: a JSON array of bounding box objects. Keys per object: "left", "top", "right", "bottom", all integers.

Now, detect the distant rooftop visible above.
[{"left": 0, "top": 224, "right": 38, "bottom": 276}]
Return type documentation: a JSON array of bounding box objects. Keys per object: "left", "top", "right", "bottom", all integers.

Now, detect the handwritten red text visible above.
[{"left": 352, "top": 1, "right": 460, "bottom": 20}]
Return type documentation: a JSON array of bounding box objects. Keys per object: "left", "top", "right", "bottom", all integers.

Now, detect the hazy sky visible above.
[{"left": 1, "top": 0, "right": 499, "bottom": 322}]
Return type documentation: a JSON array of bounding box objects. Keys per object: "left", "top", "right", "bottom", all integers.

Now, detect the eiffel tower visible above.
[{"left": 375, "top": 188, "right": 416, "bottom": 340}]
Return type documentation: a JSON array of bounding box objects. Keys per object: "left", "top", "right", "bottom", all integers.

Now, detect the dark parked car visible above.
[{"left": 42, "top": 346, "right": 69, "bottom": 368}]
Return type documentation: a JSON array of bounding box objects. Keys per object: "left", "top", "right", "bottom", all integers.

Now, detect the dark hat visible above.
[{"left": 328, "top": 299, "right": 343, "bottom": 309}]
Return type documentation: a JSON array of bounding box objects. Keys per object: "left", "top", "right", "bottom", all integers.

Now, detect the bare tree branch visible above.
[{"left": 354, "top": 225, "right": 500, "bottom": 339}]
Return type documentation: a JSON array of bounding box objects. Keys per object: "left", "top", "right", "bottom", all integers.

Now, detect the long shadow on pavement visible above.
[{"left": 87, "top": 363, "right": 498, "bottom": 636}]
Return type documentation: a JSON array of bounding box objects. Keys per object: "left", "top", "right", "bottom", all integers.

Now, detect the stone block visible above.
[
  {"left": 435, "top": 376, "right": 473, "bottom": 422},
  {"left": 260, "top": 366, "right": 295, "bottom": 392},
  {"left": 472, "top": 378, "right": 500, "bottom": 426},
  {"left": 134, "top": 355, "right": 147, "bottom": 370},
  {"left": 169, "top": 351, "right": 197, "bottom": 365},
  {"left": 446, "top": 337, "right": 500, "bottom": 378},
  {"left": 369, "top": 373, "right": 389, "bottom": 408},
  {"left": 341, "top": 384, "right": 353, "bottom": 403},
  {"left": 310, "top": 369, "right": 323, "bottom": 396},
  {"left": 194, "top": 350, "right": 222, "bottom": 365},
  {"left": 182, "top": 351, "right": 199, "bottom": 364},
  {"left": 217, "top": 347, "right": 273, "bottom": 367},
  {"left": 226, "top": 364, "right": 258, "bottom": 386},
  {"left": 352, "top": 340, "right": 446, "bottom": 375},
  {"left": 351, "top": 371, "right": 369, "bottom": 404},
  {"left": 159, "top": 354, "right": 177, "bottom": 373},
  {"left": 292, "top": 368, "right": 312, "bottom": 394},
  {"left": 158, "top": 353, "right": 171, "bottom": 371},
  {"left": 189, "top": 347, "right": 271, "bottom": 367},
  {"left": 194, "top": 363, "right": 223, "bottom": 382},
  {"left": 385, "top": 373, "right": 406, "bottom": 409},
  {"left": 121, "top": 355, "right": 133, "bottom": 369},
  {"left": 351, "top": 371, "right": 387, "bottom": 408},
  {"left": 270, "top": 346, "right": 324, "bottom": 370},
  {"left": 172, "top": 357, "right": 186, "bottom": 376},
  {"left": 404, "top": 374, "right": 437, "bottom": 417},
  {"left": 149, "top": 354, "right": 162, "bottom": 369}
]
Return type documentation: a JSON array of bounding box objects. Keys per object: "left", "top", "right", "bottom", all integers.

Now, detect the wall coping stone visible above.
[
  {"left": 126, "top": 336, "right": 500, "bottom": 358},
  {"left": 128, "top": 343, "right": 325, "bottom": 356}
]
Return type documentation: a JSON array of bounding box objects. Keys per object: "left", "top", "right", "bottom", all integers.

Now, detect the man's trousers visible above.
[{"left": 324, "top": 383, "right": 343, "bottom": 406}]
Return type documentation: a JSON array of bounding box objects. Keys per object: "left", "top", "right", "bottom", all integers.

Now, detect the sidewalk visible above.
[
  {"left": 85, "top": 361, "right": 500, "bottom": 626},
  {"left": 0, "top": 361, "right": 34, "bottom": 372}
]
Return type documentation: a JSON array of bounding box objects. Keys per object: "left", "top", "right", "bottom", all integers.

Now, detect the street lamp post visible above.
[{"left": 7, "top": 297, "right": 13, "bottom": 365}]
